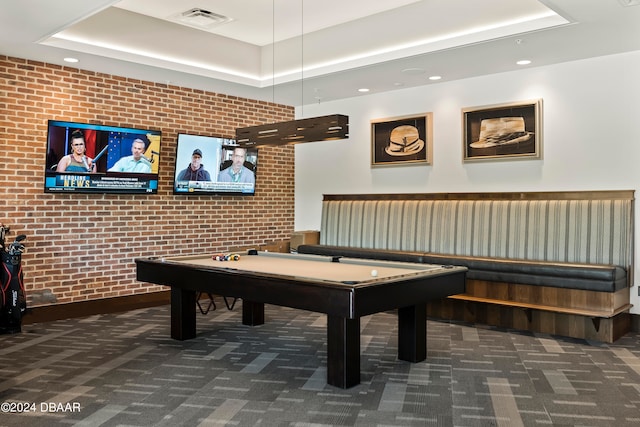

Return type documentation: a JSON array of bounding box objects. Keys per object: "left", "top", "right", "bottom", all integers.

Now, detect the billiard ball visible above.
[{"left": 371, "top": 269, "right": 378, "bottom": 277}]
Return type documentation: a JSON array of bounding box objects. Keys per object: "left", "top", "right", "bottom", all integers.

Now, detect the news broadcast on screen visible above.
[
  {"left": 44, "top": 120, "right": 162, "bottom": 194},
  {"left": 173, "top": 133, "right": 258, "bottom": 196}
]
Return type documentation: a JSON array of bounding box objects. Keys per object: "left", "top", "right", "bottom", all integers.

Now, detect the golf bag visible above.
[{"left": 0, "top": 225, "right": 27, "bottom": 334}]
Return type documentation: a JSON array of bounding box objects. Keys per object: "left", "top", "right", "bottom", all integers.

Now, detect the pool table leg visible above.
[
  {"left": 397, "top": 304, "right": 427, "bottom": 362},
  {"left": 171, "top": 287, "right": 196, "bottom": 340},
  {"left": 242, "top": 300, "right": 265, "bottom": 326},
  {"left": 327, "top": 315, "right": 360, "bottom": 388}
]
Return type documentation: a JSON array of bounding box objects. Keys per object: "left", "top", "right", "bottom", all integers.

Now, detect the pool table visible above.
[{"left": 135, "top": 251, "right": 466, "bottom": 388}]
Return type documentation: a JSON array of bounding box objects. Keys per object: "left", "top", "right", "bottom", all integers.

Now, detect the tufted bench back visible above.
[{"left": 319, "top": 192, "right": 634, "bottom": 271}]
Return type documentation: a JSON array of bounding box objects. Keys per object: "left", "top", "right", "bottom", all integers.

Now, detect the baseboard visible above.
[
  {"left": 18, "top": 292, "right": 640, "bottom": 336},
  {"left": 22, "top": 291, "right": 171, "bottom": 325}
]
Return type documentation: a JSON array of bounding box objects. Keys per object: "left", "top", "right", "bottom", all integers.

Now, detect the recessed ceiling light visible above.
[
  {"left": 358, "top": 88, "right": 370, "bottom": 93},
  {"left": 517, "top": 60, "right": 532, "bottom": 65},
  {"left": 428, "top": 75, "right": 442, "bottom": 81},
  {"left": 402, "top": 68, "right": 426, "bottom": 75},
  {"left": 63, "top": 57, "right": 79, "bottom": 63}
]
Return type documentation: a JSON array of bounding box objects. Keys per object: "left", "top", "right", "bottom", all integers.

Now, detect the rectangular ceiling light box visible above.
[{"left": 235, "top": 114, "right": 349, "bottom": 147}]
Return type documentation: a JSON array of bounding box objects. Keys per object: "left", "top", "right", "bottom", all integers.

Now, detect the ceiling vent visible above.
[{"left": 171, "top": 8, "right": 233, "bottom": 30}]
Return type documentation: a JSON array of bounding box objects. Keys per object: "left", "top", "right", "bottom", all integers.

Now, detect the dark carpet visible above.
[{"left": 1, "top": 302, "right": 639, "bottom": 426}]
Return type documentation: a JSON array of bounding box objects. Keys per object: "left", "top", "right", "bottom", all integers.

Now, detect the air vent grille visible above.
[{"left": 171, "top": 8, "right": 233, "bottom": 29}]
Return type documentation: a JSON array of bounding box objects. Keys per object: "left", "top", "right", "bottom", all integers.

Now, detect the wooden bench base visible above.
[
  {"left": 427, "top": 279, "right": 632, "bottom": 343},
  {"left": 447, "top": 295, "right": 632, "bottom": 319}
]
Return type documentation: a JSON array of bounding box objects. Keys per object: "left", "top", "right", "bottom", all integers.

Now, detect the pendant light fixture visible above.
[{"left": 235, "top": 0, "right": 349, "bottom": 147}]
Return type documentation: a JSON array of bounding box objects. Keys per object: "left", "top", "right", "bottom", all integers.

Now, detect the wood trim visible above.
[
  {"left": 448, "top": 294, "right": 632, "bottom": 318},
  {"left": 323, "top": 190, "right": 635, "bottom": 202},
  {"left": 464, "top": 280, "right": 630, "bottom": 313},
  {"left": 22, "top": 291, "right": 170, "bottom": 325},
  {"left": 427, "top": 298, "right": 632, "bottom": 342}
]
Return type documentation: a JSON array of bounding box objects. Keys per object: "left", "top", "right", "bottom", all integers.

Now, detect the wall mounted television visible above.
[
  {"left": 173, "top": 133, "right": 258, "bottom": 196},
  {"left": 44, "top": 120, "right": 162, "bottom": 194}
]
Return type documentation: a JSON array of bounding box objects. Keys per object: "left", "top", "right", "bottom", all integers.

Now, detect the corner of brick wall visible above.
[{"left": 0, "top": 55, "right": 295, "bottom": 306}]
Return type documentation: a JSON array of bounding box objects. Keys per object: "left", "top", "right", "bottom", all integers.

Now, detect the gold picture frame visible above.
[
  {"left": 462, "top": 99, "right": 542, "bottom": 162},
  {"left": 371, "top": 113, "right": 433, "bottom": 166}
]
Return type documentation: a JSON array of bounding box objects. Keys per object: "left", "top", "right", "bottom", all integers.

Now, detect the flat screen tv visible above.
[
  {"left": 45, "top": 120, "right": 162, "bottom": 194},
  {"left": 173, "top": 134, "right": 257, "bottom": 195}
]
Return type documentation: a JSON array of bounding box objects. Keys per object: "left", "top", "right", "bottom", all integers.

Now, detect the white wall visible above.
[{"left": 294, "top": 50, "right": 640, "bottom": 314}]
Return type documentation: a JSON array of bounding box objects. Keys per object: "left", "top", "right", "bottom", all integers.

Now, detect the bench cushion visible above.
[{"left": 297, "top": 244, "right": 627, "bottom": 293}]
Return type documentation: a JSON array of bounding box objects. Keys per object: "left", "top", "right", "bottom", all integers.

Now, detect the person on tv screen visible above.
[
  {"left": 217, "top": 147, "right": 255, "bottom": 184},
  {"left": 56, "top": 130, "right": 96, "bottom": 173},
  {"left": 108, "top": 138, "right": 151, "bottom": 173},
  {"left": 176, "top": 149, "right": 211, "bottom": 181}
]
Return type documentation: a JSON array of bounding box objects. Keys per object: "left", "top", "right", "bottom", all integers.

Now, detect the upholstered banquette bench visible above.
[{"left": 298, "top": 191, "right": 634, "bottom": 342}]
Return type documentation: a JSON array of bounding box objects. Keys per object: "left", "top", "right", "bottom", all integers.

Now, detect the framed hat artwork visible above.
[
  {"left": 371, "top": 113, "right": 433, "bottom": 166},
  {"left": 462, "top": 99, "right": 542, "bottom": 162}
]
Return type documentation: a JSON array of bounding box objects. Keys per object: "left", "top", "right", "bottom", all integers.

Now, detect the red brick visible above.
[{"left": 0, "top": 55, "right": 295, "bottom": 305}]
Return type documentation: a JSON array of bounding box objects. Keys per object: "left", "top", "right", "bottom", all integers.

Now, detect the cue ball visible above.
[{"left": 371, "top": 269, "right": 378, "bottom": 277}]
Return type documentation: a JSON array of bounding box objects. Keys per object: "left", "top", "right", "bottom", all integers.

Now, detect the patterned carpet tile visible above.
[{"left": 0, "top": 303, "right": 638, "bottom": 426}]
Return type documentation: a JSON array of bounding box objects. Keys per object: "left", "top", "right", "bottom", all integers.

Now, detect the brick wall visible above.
[{"left": 0, "top": 56, "right": 295, "bottom": 306}]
